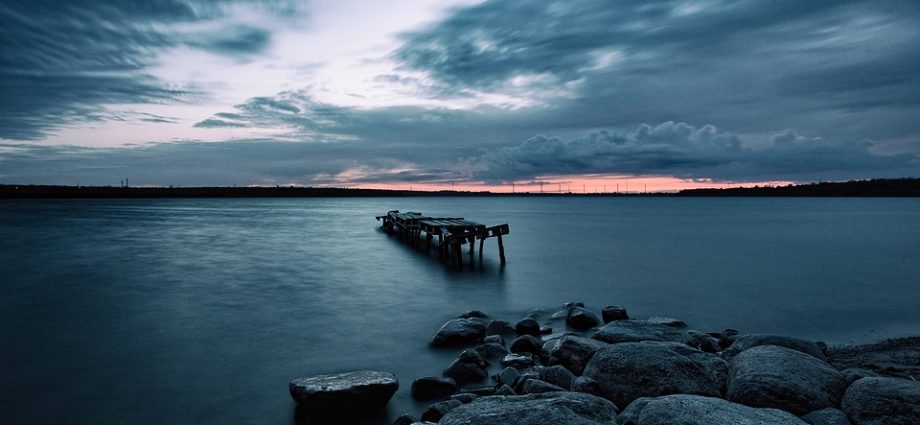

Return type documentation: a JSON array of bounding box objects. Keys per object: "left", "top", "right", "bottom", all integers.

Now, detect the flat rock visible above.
[
  {"left": 567, "top": 307, "right": 601, "bottom": 330},
  {"left": 544, "top": 335, "right": 608, "bottom": 375},
  {"left": 602, "top": 305, "right": 629, "bottom": 323},
  {"left": 802, "top": 408, "right": 851, "bottom": 425},
  {"left": 411, "top": 376, "right": 457, "bottom": 400},
  {"left": 722, "top": 334, "right": 827, "bottom": 360},
  {"left": 431, "top": 318, "right": 486, "bottom": 347},
  {"left": 439, "top": 391, "right": 619, "bottom": 425},
  {"left": 591, "top": 320, "right": 690, "bottom": 345},
  {"left": 633, "top": 394, "right": 807, "bottom": 425},
  {"left": 583, "top": 341, "right": 728, "bottom": 407},
  {"left": 289, "top": 370, "right": 399, "bottom": 417},
  {"left": 726, "top": 345, "right": 845, "bottom": 415},
  {"left": 841, "top": 377, "right": 920, "bottom": 425}
]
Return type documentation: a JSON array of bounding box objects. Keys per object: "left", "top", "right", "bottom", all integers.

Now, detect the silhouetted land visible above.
[{"left": 1, "top": 178, "right": 918, "bottom": 198}]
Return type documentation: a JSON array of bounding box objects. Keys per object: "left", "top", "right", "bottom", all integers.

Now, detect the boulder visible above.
[
  {"left": 451, "top": 393, "right": 478, "bottom": 404},
  {"left": 801, "top": 408, "right": 851, "bottom": 425},
  {"left": 826, "top": 336, "right": 920, "bottom": 381},
  {"left": 591, "top": 320, "right": 689, "bottom": 345},
  {"left": 439, "top": 391, "right": 619, "bottom": 425},
  {"left": 544, "top": 335, "right": 608, "bottom": 375},
  {"left": 521, "top": 379, "right": 564, "bottom": 394},
  {"left": 484, "top": 334, "right": 504, "bottom": 345},
  {"left": 602, "top": 305, "right": 629, "bottom": 323},
  {"left": 515, "top": 318, "right": 541, "bottom": 337},
  {"left": 618, "top": 397, "right": 653, "bottom": 425},
  {"left": 486, "top": 320, "right": 515, "bottom": 335},
  {"left": 540, "top": 364, "right": 576, "bottom": 390},
  {"left": 411, "top": 376, "right": 457, "bottom": 400},
  {"left": 722, "top": 334, "right": 826, "bottom": 360},
  {"left": 583, "top": 341, "right": 728, "bottom": 407},
  {"left": 421, "top": 399, "right": 462, "bottom": 422},
  {"left": 510, "top": 335, "right": 544, "bottom": 355},
  {"left": 646, "top": 317, "right": 687, "bottom": 328},
  {"left": 493, "top": 366, "right": 520, "bottom": 387},
  {"left": 633, "top": 394, "right": 807, "bottom": 425},
  {"left": 501, "top": 353, "right": 535, "bottom": 369},
  {"left": 289, "top": 370, "right": 399, "bottom": 417},
  {"left": 841, "top": 377, "right": 920, "bottom": 425},
  {"left": 540, "top": 326, "right": 553, "bottom": 335},
  {"left": 458, "top": 310, "right": 488, "bottom": 319},
  {"left": 391, "top": 413, "right": 416, "bottom": 425},
  {"left": 431, "top": 318, "right": 486, "bottom": 347},
  {"left": 841, "top": 368, "right": 880, "bottom": 386},
  {"left": 444, "top": 349, "right": 489, "bottom": 385},
  {"left": 567, "top": 307, "right": 601, "bottom": 330},
  {"left": 572, "top": 376, "right": 602, "bottom": 397},
  {"left": 719, "top": 329, "right": 740, "bottom": 349},
  {"left": 475, "top": 342, "right": 509, "bottom": 359},
  {"left": 686, "top": 330, "right": 721, "bottom": 353},
  {"left": 495, "top": 384, "right": 516, "bottom": 395},
  {"left": 726, "top": 345, "right": 845, "bottom": 415}
]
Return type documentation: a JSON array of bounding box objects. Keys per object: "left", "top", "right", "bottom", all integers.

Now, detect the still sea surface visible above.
[{"left": 2, "top": 197, "right": 919, "bottom": 424}]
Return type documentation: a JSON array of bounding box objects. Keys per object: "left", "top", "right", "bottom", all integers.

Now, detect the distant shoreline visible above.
[{"left": 1, "top": 178, "right": 918, "bottom": 198}]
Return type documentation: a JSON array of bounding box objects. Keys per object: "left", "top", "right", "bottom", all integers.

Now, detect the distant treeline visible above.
[
  {"left": 1, "top": 178, "right": 918, "bottom": 198},
  {"left": 676, "top": 178, "right": 920, "bottom": 197}
]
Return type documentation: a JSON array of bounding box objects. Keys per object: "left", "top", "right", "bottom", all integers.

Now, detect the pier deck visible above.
[{"left": 376, "top": 210, "right": 509, "bottom": 265}]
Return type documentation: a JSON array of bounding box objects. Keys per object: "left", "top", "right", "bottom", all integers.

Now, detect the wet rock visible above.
[
  {"left": 289, "top": 370, "right": 399, "bottom": 417},
  {"left": 475, "top": 342, "right": 509, "bottom": 360},
  {"left": 722, "top": 334, "right": 827, "bottom": 361},
  {"left": 540, "top": 365, "right": 576, "bottom": 390},
  {"left": 687, "top": 330, "right": 721, "bottom": 353},
  {"left": 719, "top": 329, "right": 740, "bottom": 349},
  {"left": 495, "top": 384, "right": 515, "bottom": 395},
  {"left": 458, "top": 310, "right": 488, "bottom": 319},
  {"left": 539, "top": 326, "right": 553, "bottom": 335},
  {"left": 827, "top": 337, "right": 920, "bottom": 381},
  {"left": 802, "top": 408, "right": 851, "bottom": 425},
  {"left": 572, "top": 376, "right": 602, "bottom": 397},
  {"left": 439, "top": 391, "right": 619, "bottom": 425},
  {"left": 515, "top": 318, "right": 541, "bottom": 337},
  {"left": 431, "top": 318, "right": 486, "bottom": 347},
  {"left": 486, "top": 320, "right": 515, "bottom": 336},
  {"left": 591, "top": 320, "right": 690, "bottom": 345},
  {"left": 646, "top": 317, "right": 687, "bottom": 328},
  {"left": 602, "top": 305, "right": 629, "bottom": 323},
  {"left": 450, "top": 393, "right": 478, "bottom": 404},
  {"left": 618, "top": 397, "right": 653, "bottom": 425},
  {"left": 483, "top": 335, "right": 504, "bottom": 345},
  {"left": 727, "top": 345, "right": 845, "bottom": 415},
  {"left": 467, "top": 386, "right": 497, "bottom": 396},
  {"left": 566, "top": 307, "right": 601, "bottom": 330},
  {"left": 563, "top": 301, "right": 585, "bottom": 309},
  {"left": 391, "top": 413, "right": 416, "bottom": 425},
  {"left": 510, "top": 335, "right": 544, "bottom": 355},
  {"left": 841, "top": 377, "right": 920, "bottom": 425},
  {"left": 444, "top": 349, "right": 489, "bottom": 385},
  {"left": 583, "top": 341, "right": 728, "bottom": 407},
  {"left": 521, "top": 379, "right": 564, "bottom": 394},
  {"left": 842, "top": 368, "right": 880, "bottom": 386},
  {"left": 544, "top": 335, "right": 608, "bottom": 375},
  {"left": 420, "top": 399, "right": 462, "bottom": 422},
  {"left": 633, "top": 394, "right": 807, "bottom": 425},
  {"left": 500, "top": 353, "right": 535, "bottom": 369},
  {"left": 411, "top": 376, "right": 457, "bottom": 400},
  {"left": 493, "top": 366, "right": 520, "bottom": 387}
]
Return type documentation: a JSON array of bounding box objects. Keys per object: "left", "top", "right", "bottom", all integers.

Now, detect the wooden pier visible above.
[{"left": 375, "top": 210, "right": 510, "bottom": 266}]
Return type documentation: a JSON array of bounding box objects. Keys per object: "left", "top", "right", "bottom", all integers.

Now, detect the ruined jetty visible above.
[{"left": 376, "top": 210, "right": 510, "bottom": 265}]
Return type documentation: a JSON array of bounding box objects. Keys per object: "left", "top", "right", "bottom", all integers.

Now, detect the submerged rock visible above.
[
  {"left": 411, "top": 376, "right": 457, "bottom": 400},
  {"left": 289, "top": 370, "right": 398, "bottom": 417},
  {"left": 431, "top": 318, "right": 486, "bottom": 347},
  {"left": 544, "top": 335, "right": 608, "bottom": 375},
  {"left": 841, "top": 377, "right": 920, "bottom": 425},
  {"left": 726, "top": 345, "right": 845, "bottom": 415},
  {"left": 591, "top": 320, "right": 690, "bottom": 345},
  {"left": 601, "top": 305, "right": 629, "bottom": 323},
  {"left": 439, "top": 391, "right": 619, "bottom": 425},
  {"left": 722, "top": 334, "right": 827, "bottom": 360},
  {"left": 631, "top": 394, "right": 807, "bottom": 425},
  {"left": 444, "top": 349, "right": 489, "bottom": 385},
  {"left": 583, "top": 341, "right": 728, "bottom": 407}
]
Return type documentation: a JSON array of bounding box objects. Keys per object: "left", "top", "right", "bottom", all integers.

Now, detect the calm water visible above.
[{"left": 2, "top": 197, "right": 919, "bottom": 424}]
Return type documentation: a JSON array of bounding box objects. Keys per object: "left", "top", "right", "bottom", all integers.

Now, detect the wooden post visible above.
[
  {"left": 479, "top": 238, "right": 485, "bottom": 262},
  {"left": 497, "top": 234, "right": 506, "bottom": 265},
  {"left": 454, "top": 239, "right": 463, "bottom": 266},
  {"left": 438, "top": 234, "right": 444, "bottom": 259},
  {"left": 426, "top": 233, "right": 432, "bottom": 252},
  {"left": 468, "top": 236, "right": 475, "bottom": 260}
]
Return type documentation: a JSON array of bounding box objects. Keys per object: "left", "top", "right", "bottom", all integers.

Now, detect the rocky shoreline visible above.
[{"left": 289, "top": 303, "right": 920, "bottom": 424}]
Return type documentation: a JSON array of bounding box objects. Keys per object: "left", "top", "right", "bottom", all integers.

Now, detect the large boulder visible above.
[
  {"left": 567, "top": 307, "right": 601, "bottom": 330},
  {"left": 801, "top": 408, "right": 851, "bottom": 425},
  {"left": 411, "top": 376, "right": 457, "bottom": 400},
  {"left": 631, "top": 394, "right": 807, "bottom": 425},
  {"left": 591, "top": 320, "right": 689, "bottom": 345},
  {"left": 475, "top": 342, "right": 509, "bottom": 360},
  {"left": 439, "top": 391, "right": 619, "bottom": 425},
  {"left": 431, "top": 318, "right": 486, "bottom": 347},
  {"left": 444, "top": 349, "right": 489, "bottom": 384},
  {"left": 486, "top": 320, "right": 515, "bottom": 335},
  {"left": 841, "top": 377, "right": 920, "bottom": 425},
  {"left": 722, "top": 334, "right": 827, "bottom": 360},
  {"left": 601, "top": 305, "right": 629, "bottom": 323},
  {"left": 726, "top": 345, "right": 845, "bottom": 415},
  {"left": 289, "top": 370, "right": 398, "bottom": 417},
  {"left": 618, "top": 397, "right": 653, "bottom": 425},
  {"left": 515, "top": 318, "right": 541, "bottom": 337},
  {"left": 583, "top": 341, "right": 728, "bottom": 407},
  {"left": 540, "top": 364, "right": 576, "bottom": 390},
  {"left": 544, "top": 335, "right": 608, "bottom": 375},
  {"left": 510, "top": 335, "right": 544, "bottom": 355}
]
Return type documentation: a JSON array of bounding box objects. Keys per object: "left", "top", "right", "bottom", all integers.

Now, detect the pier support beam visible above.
[{"left": 497, "top": 234, "right": 506, "bottom": 265}]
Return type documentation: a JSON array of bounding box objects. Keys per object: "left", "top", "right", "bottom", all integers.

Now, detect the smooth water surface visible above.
[{"left": 2, "top": 197, "right": 919, "bottom": 424}]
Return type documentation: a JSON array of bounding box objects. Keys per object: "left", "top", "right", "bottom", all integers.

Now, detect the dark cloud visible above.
[{"left": 185, "top": 25, "right": 273, "bottom": 56}]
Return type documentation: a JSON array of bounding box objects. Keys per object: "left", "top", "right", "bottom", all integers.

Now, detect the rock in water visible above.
[
  {"left": 540, "top": 365, "right": 576, "bottom": 390},
  {"left": 801, "top": 408, "right": 852, "bottom": 425},
  {"left": 391, "top": 413, "right": 417, "bottom": 425},
  {"left": 510, "top": 335, "right": 544, "bottom": 355},
  {"left": 841, "top": 377, "right": 920, "bottom": 425},
  {"left": 566, "top": 307, "right": 601, "bottom": 330},
  {"left": 486, "top": 320, "right": 515, "bottom": 335},
  {"left": 520, "top": 379, "right": 564, "bottom": 394},
  {"left": 591, "top": 320, "right": 690, "bottom": 344},
  {"left": 411, "top": 376, "right": 457, "bottom": 400},
  {"left": 583, "top": 341, "right": 728, "bottom": 407},
  {"left": 544, "top": 335, "right": 608, "bottom": 375},
  {"left": 632, "top": 394, "right": 807, "bottom": 425},
  {"left": 431, "top": 318, "right": 486, "bottom": 347},
  {"left": 444, "top": 349, "right": 489, "bottom": 384},
  {"left": 289, "top": 370, "right": 398, "bottom": 417},
  {"left": 421, "top": 399, "right": 462, "bottom": 422},
  {"left": 726, "top": 345, "right": 845, "bottom": 415},
  {"left": 722, "top": 334, "right": 827, "bottom": 360},
  {"left": 439, "top": 391, "right": 619, "bottom": 425},
  {"left": 515, "top": 318, "right": 541, "bottom": 337},
  {"left": 601, "top": 305, "right": 629, "bottom": 323}
]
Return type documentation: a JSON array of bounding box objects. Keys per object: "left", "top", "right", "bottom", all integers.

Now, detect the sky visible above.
[{"left": 1, "top": 0, "right": 919, "bottom": 191}]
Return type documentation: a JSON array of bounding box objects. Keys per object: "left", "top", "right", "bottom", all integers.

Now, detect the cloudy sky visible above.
[{"left": 2, "top": 0, "right": 919, "bottom": 191}]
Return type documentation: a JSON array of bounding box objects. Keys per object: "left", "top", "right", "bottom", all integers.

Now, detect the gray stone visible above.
[
  {"left": 444, "top": 349, "right": 489, "bottom": 385},
  {"left": 544, "top": 335, "right": 608, "bottom": 375},
  {"left": 602, "top": 305, "right": 629, "bottom": 323},
  {"left": 501, "top": 353, "right": 535, "bottom": 368},
  {"left": 618, "top": 397, "right": 653, "bottom": 425},
  {"left": 540, "top": 326, "right": 553, "bottom": 335},
  {"left": 431, "top": 318, "right": 486, "bottom": 347},
  {"left": 458, "top": 310, "right": 488, "bottom": 319},
  {"left": 583, "top": 341, "right": 728, "bottom": 407},
  {"left": 289, "top": 370, "right": 399, "bottom": 417},
  {"left": 475, "top": 342, "right": 509, "bottom": 360},
  {"left": 841, "top": 377, "right": 920, "bottom": 425},
  {"left": 646, "top": 317, "right": 687, "bottom": 328},
  {"left": 521, "top": 379, "right": 564, "bottom": 394},
  {"left": 515, "top": 318, "right": 541, "bottom": 336},
  {"left": 467, "top": 386, "right": 497, "bottom": 396},
  {"left": 591, "top": 320, "right": 690, "bottom": 345},
  {"left": 719, "top": 329, "right": 740, "bottom": 349},
  {"left": 541, "top": 364, "right": 576, "bottom": 390},
  {"left": 567, "top": 307, "right": 601, "bottom": 330},
  {"left": 722, "top": 334, "right": 827, "bottom": 360},
  {"left": 439, "top": 391, "right": 619, "bottom": 425},
  {"left": 841, "top": 368, "right": 880, "bottom": 386},
  {"left": 510, "top": 335, "right": 544, "bottom": 355},
  {"left": 493, "top": 366, "right": 520, "bottom": 387},
  {"left": 483, "top": 334, "right": 504, "bottom": 345},
  {"left": 495, "top": 384, "right": 516, "bottom": 395},
  {"left": 802, "top": 408, "right": 851, "bottom": 425},
  {"left": 411, "top": 376, "right": 457, "bottom": 400},
  {"left": 450, "top": 393, "right": 478, "bottom": 404},
  {"left": 634, "top": 394, "right": 807, "bottom": 425},
  {"left": 421, "top": 399, "right": 462, "bottom": 422},
  {"left": 726, "top": 345, "right": 846, "bottom": 415},
  {"left": 687, "top": 330, "right": 721, "bottom": 353},
  {"left": 572, "top": 376, "right": 602, "bottom": 397},
  {"left": 391, "top": 413, "right": 416, "bottom": 425},
  {"left": 486, "top": 320, "right": 515, "bottom": 335}
]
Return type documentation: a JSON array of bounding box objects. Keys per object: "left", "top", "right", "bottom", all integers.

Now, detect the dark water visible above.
[{"left": 2, "top": 197, "right": 919, "bottom": 424}]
